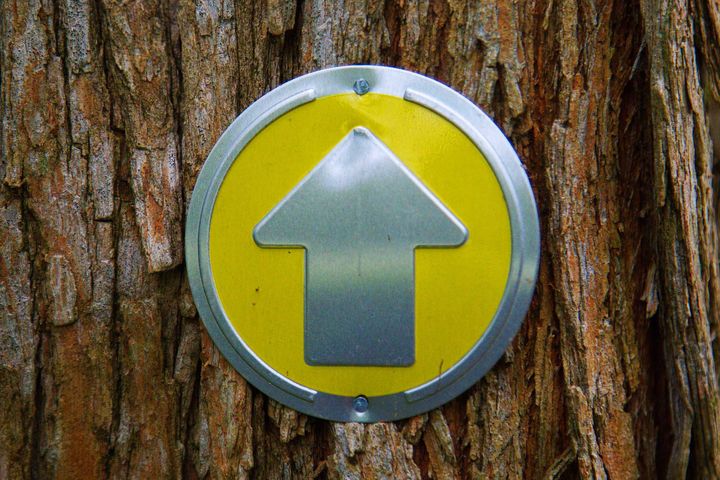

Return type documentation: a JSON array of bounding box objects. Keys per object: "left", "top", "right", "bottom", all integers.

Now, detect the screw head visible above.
[
  {"left": 353, "top": 78, "right": 370, "bottom": 95},
  {"left": 353, "top": 395, "right": 369, "bottom": 413}
]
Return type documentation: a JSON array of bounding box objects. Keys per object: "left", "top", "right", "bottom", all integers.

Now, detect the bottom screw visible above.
[{"left": 353, "top": 395, "right": 369, "bottom": 413}]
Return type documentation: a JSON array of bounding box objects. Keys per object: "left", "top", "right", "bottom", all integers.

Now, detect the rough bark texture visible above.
[{"left": 1, "top": 0, "right": 719, "bottom": 479}]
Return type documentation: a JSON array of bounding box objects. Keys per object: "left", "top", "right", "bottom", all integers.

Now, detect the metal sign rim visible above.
[{"left": 185, "top": 65, "right": 540, "bottom": 422}]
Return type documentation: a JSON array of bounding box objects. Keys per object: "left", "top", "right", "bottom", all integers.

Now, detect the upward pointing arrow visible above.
[{"left": 254, "top": 127, "right": 468, "bottom": 366}]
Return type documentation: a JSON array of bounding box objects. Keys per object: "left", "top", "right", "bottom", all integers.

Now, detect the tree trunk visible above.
[{"left": 1, "top": 0, "right": 719, "bottom": 478}]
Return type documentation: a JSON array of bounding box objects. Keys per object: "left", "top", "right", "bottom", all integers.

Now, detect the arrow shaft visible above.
[{"left": 304, "top": 248, "right": 415, "bottom": 366}]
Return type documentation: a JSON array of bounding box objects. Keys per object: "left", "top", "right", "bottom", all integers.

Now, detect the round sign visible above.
[{"left": 186, "top": 66, "right": 539, "bottom": 422}]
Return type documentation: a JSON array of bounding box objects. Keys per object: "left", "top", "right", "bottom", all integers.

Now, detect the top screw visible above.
[{"left": 353, "top": 79, "right": 370, "bottom": 95}]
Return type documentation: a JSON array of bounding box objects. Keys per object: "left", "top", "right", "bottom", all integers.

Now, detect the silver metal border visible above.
[{"left": 185, "top": 65, "right": 540, "bottom": 422}]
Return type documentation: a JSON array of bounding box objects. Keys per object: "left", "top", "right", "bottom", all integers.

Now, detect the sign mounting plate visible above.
[{"left": 186, "top": 66, "right": 540, "bottom": 422}]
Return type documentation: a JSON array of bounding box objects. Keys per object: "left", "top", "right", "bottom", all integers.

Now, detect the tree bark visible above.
[{"left": 1, "top": 0, "right": 719, "bottom": 478}]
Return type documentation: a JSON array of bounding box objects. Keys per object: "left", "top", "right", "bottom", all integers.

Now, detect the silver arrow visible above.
[{"left": 254, "top": 127, "right": 468, "bottom": 366}]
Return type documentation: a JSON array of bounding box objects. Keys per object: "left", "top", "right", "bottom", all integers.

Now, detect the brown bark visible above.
[{"left": 1, "top": 0, "right": 719, "bottom": 479}]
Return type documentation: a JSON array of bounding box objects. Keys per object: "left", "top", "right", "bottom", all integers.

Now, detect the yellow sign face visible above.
[
  {"left": 209, "top": 93, "right": 511, "bottom": 396},
  {"left": 187, "top": 66, "right": 539, "bottom": 422}
]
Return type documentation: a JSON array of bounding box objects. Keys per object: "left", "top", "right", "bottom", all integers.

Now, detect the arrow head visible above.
[{"left": 254, "top": 127, "right": 468, "bottom": 248}]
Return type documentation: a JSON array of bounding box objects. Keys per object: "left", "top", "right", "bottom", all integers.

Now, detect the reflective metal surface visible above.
[
  {"left": 254, "top": 127, "right": 467, "bottom": 366},
  {"left": 186, "top": 65, "right": 540, "bottom": 422}
]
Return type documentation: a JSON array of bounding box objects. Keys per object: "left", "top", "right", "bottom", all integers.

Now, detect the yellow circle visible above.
[{"left": 209, "top": 93, "right": 511, "bottom": 396}]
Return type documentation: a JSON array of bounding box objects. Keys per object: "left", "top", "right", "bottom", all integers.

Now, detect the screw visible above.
[
  {"left": 353, "top": 395, "right": 369, "bottom": 413},
  {"left": 353, "top": 78, "right": 370, "bottom": 95}
]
